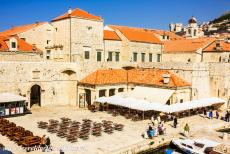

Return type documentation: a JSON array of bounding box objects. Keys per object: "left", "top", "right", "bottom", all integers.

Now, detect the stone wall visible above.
[
  {"left": 203, "top": 52, "right": 230, "bottom": 62},
  {"left": 0, "top": 61, "right": 229, "bottom": 108},
  {"left": 0, "top": 62, "right": 78, "bottom": 107},
  {"left": 0, "top": 52, "right": 42, "bottom": 61},
  {"left": 162, "top": 52, "right": 202, "bottom": 63}
]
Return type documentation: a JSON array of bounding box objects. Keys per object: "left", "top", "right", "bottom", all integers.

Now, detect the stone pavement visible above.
[{"left": 0, "top": 106, "right": 229, "bottom": 154}]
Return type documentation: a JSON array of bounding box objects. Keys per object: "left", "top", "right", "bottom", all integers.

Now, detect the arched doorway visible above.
[{"left": 30, "top": 85, "right": 41, "bottom": 107}]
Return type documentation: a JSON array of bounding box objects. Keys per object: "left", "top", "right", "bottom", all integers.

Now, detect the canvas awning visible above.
[
  {"left": 0, "top": 93, "right": 27, "bottom": 103},
  {"left": 125, "top": 86, "right": 175, "bottom": 104},
  {"left": 96, "top": 95, "right": 225, "bottom": 113}
]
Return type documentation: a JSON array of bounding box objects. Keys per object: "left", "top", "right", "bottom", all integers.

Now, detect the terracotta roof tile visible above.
[
  {"left": 0, "top": 36, "right": 42, "bottom": 53},
  {"left": 203, "top": 40, "right": 230, "bottom": 52},
  {"left": 79, "top": 69, "right": 191, "bottom": 88},
  {"left": 164, "top": 37, "right": 215, "bottom": 53},
  {"left": 0, "top": 22, "right": 47, "bottom": 36},
  {"left": 52, "top": 8, "right": 102, "bottom": 22},
  {"left": 104, "top": 30, "right": 121, "bottom": 41},
  {"left": 150, "top": 29, "right": 183, "bottom": 40},
  {"left": 109, "top": 25, "right": 162, "bottom": 44}
]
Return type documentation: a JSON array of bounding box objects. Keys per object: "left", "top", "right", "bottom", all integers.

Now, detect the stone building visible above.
[
  {"left": 77, "top": 68, "right": 192, "bottom": 108},
  {"left": 0, "top": 36, "right": 42, "bottom": 61},
  {"left": 150, "top": 29, "right": 183, "bottom": 41},
  {"left": 51, "top": 8, "right": 104, "bottom": 62},
  {"left": 203, "top": 39, "right": 230, "bottom": 62},
  {"left": 104, "top": 25, "right": 163, "bottom": 63},
  {"left": 0, "top": 22, "right": 55, "bottom": 59},
  {"left": 169, "top": 16, "right": 204, "bottom": 38},
  {"left": 162, "top": 37, "right": 215, "bottom": 62}
]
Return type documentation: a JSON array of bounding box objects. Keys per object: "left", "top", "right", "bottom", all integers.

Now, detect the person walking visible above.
[
  {"left": 184, "top": 123, "right": 190, "bottom": 136},
  {"left": 216, "top": 110, "right": 219, "bottom": 119},
  {"left": 151, "top": 114, "right": 155, "bottom": 126},
  {"left": 209, "top": 110, "right": 213, "bottom": 119},
  {"left": 203, "top": 108, "right": 207, "bottom": 118},
  {"left": 226, "top": 111, "right": 230, "bottom": 122},
  {"left": 173, "top": 117, "right": 178, "bottom": 128}
]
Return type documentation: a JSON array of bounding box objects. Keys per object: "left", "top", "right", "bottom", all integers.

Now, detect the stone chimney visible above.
[
  {"left": 162, "top": 74, "right": 171, "bottom": 84},
  {"left": 215, "top": 40, "right": 222, "bottom": 51}
]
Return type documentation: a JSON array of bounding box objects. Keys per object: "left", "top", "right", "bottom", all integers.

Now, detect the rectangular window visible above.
[
  {"left": 157, "top": 54, "right": 161, "bottom": 62},
  {"left": 99, "top": 90, "right": 106, "bottom": 97},
  {"left": 141, "top": 53, "right": 145, "bottom": 62},
  {"left": 108, "top": 52, "right": 113, "bottom": 61},
  {"left": 97, "top": 51, "right": 102, "bottom": 62},
  {"left": 115, "top": 52, "right": 120, "bottom": 62},
  {"left": 47, "top": 40, "right": 51, "bottom": 45},
  {"left": 133, "top": 52, "right": 137, "bottom": 62},
  {"left": 11, "top": 42, "right": 16, "bottom": 48},
  {"left": 84, "top": 51, "right": 90, "bottom": 59},
  {"left": 46, "top": 50, "right": 51, "bottom": 60},
  {"left": 149, "top": 53, "right": 153, "bottom": 62}
]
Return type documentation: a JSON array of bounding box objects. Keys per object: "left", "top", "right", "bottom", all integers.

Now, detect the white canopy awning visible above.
[
  {"left": 125, "top": 86, "right": 175, "bottom": 104},
  {"left": 96, "top": 95, "right": 225, "bottom": 113},
  {"left": 0, "top": 93, "right": 27, "bottom": 103}
]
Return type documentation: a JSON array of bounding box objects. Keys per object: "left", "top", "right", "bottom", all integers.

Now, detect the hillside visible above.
[
  {"left": 211, "top": 11, "right": 230, "bottom": 24},
  {"left": 208, "top": 11, "right": 230, "bottom": 32}
]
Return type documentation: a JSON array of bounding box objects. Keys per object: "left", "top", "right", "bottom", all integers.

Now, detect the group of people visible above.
[
  {"left": 203, "top": 109, "right": 230, "bottom": 122},
  {"left": 143, "top": 115, "right": 166, "bottom": 139},
  {"left": 40, "top": 135, "right": 51, "bottom": 152},
  {"left": 144, "top": 122, "right": 166, "bottom": 139}
]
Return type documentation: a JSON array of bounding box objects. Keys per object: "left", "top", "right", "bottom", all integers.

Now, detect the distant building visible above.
[
  {"left": 203, "top": 39, "right": 230, "bottom": 62},
  {"left": 162, "top": 37, "right": 215, "bottom": 62},
  {"left": 169, "top": 16, "right": 204, "bottom": 38}
]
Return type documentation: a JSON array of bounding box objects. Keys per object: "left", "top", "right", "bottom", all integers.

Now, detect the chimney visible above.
[
  {"left": 215, "top": 40, "right": 222, "bottom": 51},
  {"left": 162, "top": 74, "right": 170, "bottom": 84}
]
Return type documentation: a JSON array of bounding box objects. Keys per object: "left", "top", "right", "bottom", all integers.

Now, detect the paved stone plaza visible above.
[{"left": 0, "top": 106, "right": 229, "bottom": 154}]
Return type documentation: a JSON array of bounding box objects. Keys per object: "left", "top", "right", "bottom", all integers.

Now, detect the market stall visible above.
[{"left": 0, "top": 93, "right": 27, "bottom": 117}]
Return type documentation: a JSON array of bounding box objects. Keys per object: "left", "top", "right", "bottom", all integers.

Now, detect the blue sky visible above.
[{"left": 0, "top": 0, "right": 229, "bottom": 31}]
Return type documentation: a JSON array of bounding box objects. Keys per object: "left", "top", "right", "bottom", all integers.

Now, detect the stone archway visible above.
[{"left": 30, "top": 85, "right": 41, "bottom": 107}]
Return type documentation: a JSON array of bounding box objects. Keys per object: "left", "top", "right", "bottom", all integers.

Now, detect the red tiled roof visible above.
[
  {"left": 0, "top": 22, "right": 47, "bottom": 37},
  {"left": 0, "top": 36, "right": 42, "bottom": 53},
  {"left": 203, "top": 40, "right": 230, "bottom": 52},
  {"left": 164, "top": 37, "right": 215, "bottom": 53},
  {"left": 52, "top": 8, "right": 102, "bottom": 22},
  {"left": 79, "top": 69, "right": 191, "bottom": 88},
  {"left": 150, "top": 29, "right": 183, "bottom": 40},
  {"left": 108, "top": 25, "right": 162, "bottom": 44},
  {"left": 104, "top": 30, "right": 121, "bottom": 41}
]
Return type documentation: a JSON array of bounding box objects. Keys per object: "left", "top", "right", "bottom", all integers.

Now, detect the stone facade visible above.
[
  {"left": 51, "top": 17, "right": 104, "bottom": 62},
  {"left": 162, "top": 52, "right": 202, "bottom": 63},
  {"left": 17, "top": 23, "right": 55, "bottom": 55},
  {"left": 0, "top": 61, "right": 229, "bottom": 109},
  {"left": 104, "top": 28, "right": 162, "bottom": 63},
  {"left": 0, "top": 52, "right": 42, "bottom": 61}
]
